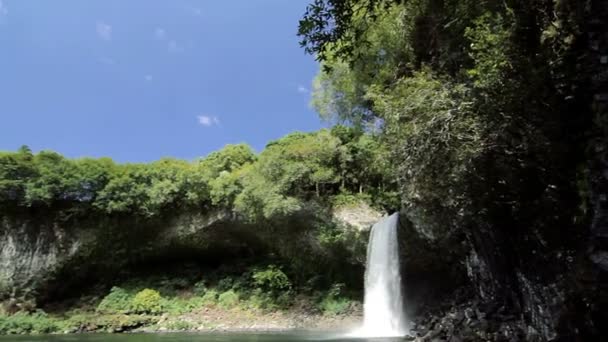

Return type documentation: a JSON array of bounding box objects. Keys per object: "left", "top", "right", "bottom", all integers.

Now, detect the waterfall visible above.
[{"left": 358, "top": 212, "right": 408, "bottom": 337}]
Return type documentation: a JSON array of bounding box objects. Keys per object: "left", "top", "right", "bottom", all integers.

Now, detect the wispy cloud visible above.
[
  {"left": 297, "top": 85, "right": 310, "bottom": 94},
  {"left": 154, "top": 28, "right": 166, "bottom": 40},
  {"left": 0, "top": 0, "right": 8, "bottom": 16},
  {"left": 197, "top": 115, "right": 220, "bottom": 127},
  {"left": 144, "top": 75, "right": 153, "bottom": 82},
  {"left": 96, "top": 21, "right": 112, "bottom": 41}
]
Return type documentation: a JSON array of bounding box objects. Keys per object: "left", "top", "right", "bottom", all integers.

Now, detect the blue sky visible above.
[{"left": 0, "top": 0, "right": 323, "bottom": 162}]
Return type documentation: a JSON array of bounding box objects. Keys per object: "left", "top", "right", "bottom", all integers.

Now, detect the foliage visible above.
[
  {"left": 317, "top": 284, "right": 353, "bottom": 316},
  {"left": 251, "top": 265, "right": 292, "bottom": 293},
  {"left": 193, "top": 280, "right": 208, "bottom": 296},
  {"left": 319, "top": 296, "right": 352, "bottom": 316},
  {"left": 162, "top": 296, "right": 206, "bottom": 315},
  {"left": 62, "top": 313, "right": 157, "bottom": 333},
  {"left": 368, "top": 71, "right": 482, "bottom": 236},
  {"left": 234, "top": 127, "right": 395, "bottom": 220},
  {"left": 198, "top": 144, "right": 257, "bottom": 178},
  {"left": 131, "top": 289, "right": 163, "bottom": 315},
  {"left": 0, "top": 311, "right": 61, "bottom": 335},
  {"left": 97, "top": 287, "right": 133, "bottom": 314},
  {"left": 0, "top": 270, "right": 361, "bottom": 335},
  {"left": 299, "top": 0, "right": 589, "bottom": 248},
  {"left": 464, "top": 12, "right": 513, "bottom": 89},
  {"left": 1, "top": 128, "right": 395, "bottom": 218},
  {"left": 298, "top": 0, "right": 399, "bottom": 62},
  {"left": 217, "top": 290, "right": 240, "bottom": 309},
  {"left": 201, "top": 290, "right": 219, "bottom": 306},
  {"left": 216, "top": 276, "right": 236, "bottom": 292},
  {"left": 245, "top": 289, "right": 273, "bottom": 311},
  {"left": 311, "top": 61, "right": 373, "bottom": 126},
  {"left": 331, "top": 192, "right": 372, "bottom": 207}
]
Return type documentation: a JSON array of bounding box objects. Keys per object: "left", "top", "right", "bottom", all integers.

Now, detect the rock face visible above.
[
  {"left": 0, "top": 214, "right": 86, "bottom": 299},
  {"left": 0, "top": 202, "right": 377, "bottom": 305},
  {"left": 397, "top": 2, "right": 608, "bottom": 340},
  {"left": 332, "top": 202, "right": 383, "bottom": 231},
  {"left": 588, "top": 0, "right": 608, "bottom": 338},
  {"left": 401, "top": 211, "right": 605, "bottom": 341},
  {"left": 0, "top": 209, "right": 238, "bottom": 302}
]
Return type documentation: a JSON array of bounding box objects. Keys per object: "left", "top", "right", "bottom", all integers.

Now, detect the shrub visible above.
[
  {"left": 318, "top": 283, "right": 351, "bottom": 315},
  {"left": 182, "top": 296, "right": 206, "bottom": 311},
  {"left": 218, "top": 290, "right": 239, "bottom": 309},
  {"left": 246, "top": 288, "right": 293, "bottom": 311},
  {"left": 201, "top": 289, "right": 219, "bottom": 306},
  {"left": 163, "top": 296, "right": 206, "bottom": 315},
  {"left": 193, "top": 280, "right": 208, "bottom": 296},
  {"left": 252, "top": 265, "right": 291, "bottom": 293},
  {"left": 97, "top": 287, "right": 133, "bottom": 314},
  {"left": 328, "top": 283, "right": 345, "bottom": 298},
  {"left": 246, "top": 289, "right": 275, "bottom": 311},
  {"left": 319, "top": 296, "right": 351, "bottom": 316},
  {"left": 161, "top": 298, "right": 188, "bottom": 316},
  {"left": 157, "top": 277, "right": 190, "bottom": 296},
  {"left": 0, "top": 311, "right": 61, "bottom": 335},
  {"left": 246, "top": 293, "right": 266, "bottom": 310},
  {"left": 216, "top": 277, "right": 235, "bottom": 292},
  {"left": 275, "top": 290, "right": 294, "bottom": 308},
  {"left": 131, "top": 289, "right": 163, "bottom": 315},
  {"left": 230, "top": 276, "right": 249, "bottom": 292}
]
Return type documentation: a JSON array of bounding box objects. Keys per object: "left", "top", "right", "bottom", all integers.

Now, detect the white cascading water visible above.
[{"left": 356, "top": 212, "right": 408, "bottom": 337}]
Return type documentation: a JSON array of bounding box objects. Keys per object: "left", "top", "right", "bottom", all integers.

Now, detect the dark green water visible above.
[{"left": 0, "top": 332, "right": 406, "bottom": 342}]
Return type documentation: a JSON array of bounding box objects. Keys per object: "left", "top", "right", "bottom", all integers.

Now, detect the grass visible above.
[{"left": 0, "top": 311, "right": 61, "bottom": 335}]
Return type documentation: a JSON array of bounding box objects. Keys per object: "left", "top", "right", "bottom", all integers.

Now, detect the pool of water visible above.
[{"left": 0, "top": 332, "right": 407, "bottom": 342}]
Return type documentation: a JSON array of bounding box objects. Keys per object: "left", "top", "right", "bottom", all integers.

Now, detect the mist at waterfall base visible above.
[{"left": 351, "top": 212, "right": 409, "bottom": 338}]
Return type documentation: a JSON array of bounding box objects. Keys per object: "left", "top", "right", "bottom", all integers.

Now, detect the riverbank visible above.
[
  {"left": 0, "top": 268, "right": 363, "bottom": 336},
  {"left": 145, "top": 304, "right": 362, "bottom": 333},
  {"left": 0, "top": 303, "right": 362, "bottom": 335},
  {"left": 70, "top": 297, "right": 362, "bottom": 334},
  {"left": 0, "top": 300, "right": 362, "bottom": 335}
]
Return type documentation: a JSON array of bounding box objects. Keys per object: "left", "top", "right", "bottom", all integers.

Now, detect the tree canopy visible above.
[
  {"left": 299, "top": 0, "right": 591, "bottom": 239},
  {"left": 0, "top": 129, "right": 397, "bottom": 220}
]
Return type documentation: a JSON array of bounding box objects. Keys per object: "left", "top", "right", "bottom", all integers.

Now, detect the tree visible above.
[
  {"left": 0, "top": 150, "right": 36, "bottom": 203},
  {"left": 1, "top": 131, "right": 393, "bottom": 217},
  {"left": 197, "top": 144, "right": 256, "bottom": 179},
  {"left": 299, "top": 2, "right": 597, "bottom": 338},
  {"left": 24, "top": 151, "right": 77, "bottom": 205},
  {"left": 298, "top": 0, "right": 400, "bottom": 63}
]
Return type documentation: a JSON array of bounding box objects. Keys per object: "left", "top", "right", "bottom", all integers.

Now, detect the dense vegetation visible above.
[
  {"left": 0, "top": 126, "right": 396, "bottom": 218},
  {"left": 0, "top": 127, "right": 392, "bottom": 334},
  {"left": 0, "top": 264, "right": 355, "bottom": 334},
  {"left": 299, "top": 0, "right": 589, "bottom": 240},
  {"left": 299, "top": 0, "right": 606, "bottom": 340}
]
